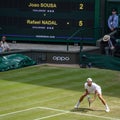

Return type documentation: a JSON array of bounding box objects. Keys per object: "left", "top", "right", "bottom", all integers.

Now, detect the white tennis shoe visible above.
[
  {"left": 105, "top": 107, "right": 110, "bottom": 112},
  {"left": 74, "top": 105, "right": 78, "bottom": 109}
]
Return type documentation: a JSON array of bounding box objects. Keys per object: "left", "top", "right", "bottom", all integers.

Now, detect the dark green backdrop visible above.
[{"left": 0, "top": 0, "right": 101, "bottom": 44}]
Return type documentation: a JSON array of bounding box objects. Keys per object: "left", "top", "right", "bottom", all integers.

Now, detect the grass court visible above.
[{"left": 0, "top": 65, "right": 120, "bottom": 120}]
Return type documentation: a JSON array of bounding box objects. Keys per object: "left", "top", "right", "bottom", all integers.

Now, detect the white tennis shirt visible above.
[{"left": 84, "top": 82, "right": 101, "bottom": 94}]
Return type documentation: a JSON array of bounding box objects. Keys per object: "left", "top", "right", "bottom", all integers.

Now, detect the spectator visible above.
[
  {"left": 108, "top": 9, "right": 118, "bottom": 32},
  {"left": 1, "top": 36, "right": 10, "bottom": 52},
  {"left": 0, "top": 43, "right": 3, "bottom": 52},
  {"left": 100, "top": 35, "right": 117, "bottom": 56}
]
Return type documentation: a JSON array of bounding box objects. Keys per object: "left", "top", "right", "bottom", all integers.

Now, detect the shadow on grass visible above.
[{"left": 71, "top": 108, "right": 104, "bottom": 113}]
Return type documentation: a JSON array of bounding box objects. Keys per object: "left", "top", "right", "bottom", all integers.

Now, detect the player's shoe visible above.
[
  {"left": 74, "top": 105, "right": 78, "bottom": 109},
  {"left": 74, "top": 101, "right": 80, "bottom": 109},
  {"left": 105, "top": 107, "right": 110, "bottom": 112}
]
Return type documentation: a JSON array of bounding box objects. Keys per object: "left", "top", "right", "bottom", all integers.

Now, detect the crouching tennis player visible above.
[{"left": 74, "top": 78, "right": 110, "bottom": 112}]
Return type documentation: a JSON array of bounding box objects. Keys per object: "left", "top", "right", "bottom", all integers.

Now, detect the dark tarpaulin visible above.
[{"left": 0, "top": 54, "right": 36, "bottom": 72}]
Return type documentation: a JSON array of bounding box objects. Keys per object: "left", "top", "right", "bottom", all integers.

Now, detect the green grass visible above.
[{"left": 0, "top": 65, "right": 120, "bottom": 120}]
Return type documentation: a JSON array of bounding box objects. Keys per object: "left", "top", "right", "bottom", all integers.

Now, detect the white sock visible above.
[
  {"left": 75, "top": 101, "right": 80, "bottom": 107},
  {"left": 105, "top": 104, "right": 109, "bottom": 109}
]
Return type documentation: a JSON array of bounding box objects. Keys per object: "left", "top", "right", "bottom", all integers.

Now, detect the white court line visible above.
[
  {"left": 37, "top": 107, "right": 120, "bottom": 120},
  {"left": 0, "top": 106, "right": 119, "bottom": 120},
  {"left": 0, "top": 107, "right": 39, "bottom": 117}
]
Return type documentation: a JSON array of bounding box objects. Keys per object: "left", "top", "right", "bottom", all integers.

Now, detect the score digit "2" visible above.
[{"left": 79, "top": 3, "right": 84, "bottom": 10}]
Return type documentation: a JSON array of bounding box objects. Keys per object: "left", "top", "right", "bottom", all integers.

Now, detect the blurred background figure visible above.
[
  {"left": 1, "top": 36, "right": 10, "bottom": 52},
  {"left": 100, "top": 35, "right": 117, "bottom": 56},
  {"left": 0, "top": 43, "right": 3, "bottom": 53},
  {"left": 108, "top": 9, "right": 118, "bottom": 32}
]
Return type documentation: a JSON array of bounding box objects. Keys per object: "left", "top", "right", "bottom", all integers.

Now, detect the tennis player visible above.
[{"left": 74, "top": 78, "right": 110, "bottom": 112}]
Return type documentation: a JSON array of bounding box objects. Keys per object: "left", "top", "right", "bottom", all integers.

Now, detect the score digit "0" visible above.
[{"left": 79, "top": 20, "right": 83, "bottom": 27}]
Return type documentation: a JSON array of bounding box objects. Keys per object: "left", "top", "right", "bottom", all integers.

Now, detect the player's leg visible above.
[
  {"left": 74, "top": 92, "right": 88, "bottom": 108},
  {"left": 98, "top": 94, "right": 110, "bottom": 112}
]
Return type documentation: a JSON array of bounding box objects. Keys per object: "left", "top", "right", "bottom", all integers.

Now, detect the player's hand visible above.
[{"left": 89, "top": 99, "right": 94, "bottom": 103}]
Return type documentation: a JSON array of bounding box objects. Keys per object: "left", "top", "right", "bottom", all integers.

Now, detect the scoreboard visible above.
[{"left": 0, "top": 0, "right": 100, "bottom": 43}]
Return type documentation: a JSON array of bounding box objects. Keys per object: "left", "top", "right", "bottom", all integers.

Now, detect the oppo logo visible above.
[{"left": 52, "top": 56, "right": 70, "bottom": 61}]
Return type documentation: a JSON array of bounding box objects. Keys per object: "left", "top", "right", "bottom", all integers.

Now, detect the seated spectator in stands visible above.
[
  {"left": 100, "top": 35, "right": 117, "bottom": 56},
  {"left": 1, "top": 36, "right": 10, "bottom": 52},
  {"left": 0, "top": 43, "right": 3, "bottom": 53}
]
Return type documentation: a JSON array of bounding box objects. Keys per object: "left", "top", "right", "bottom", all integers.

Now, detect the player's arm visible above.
[
  {"left": 84, "top": 83, "right": 89, "bottom": 95},
  {"left": 85, "top": 89, "right": 89, "bottom": 94},
  {"left": 82, "top": 89, "right": 89, "bottom": 97}
]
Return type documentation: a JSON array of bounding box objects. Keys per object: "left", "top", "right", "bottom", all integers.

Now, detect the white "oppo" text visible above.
[{"left": 52, "top": 56, "right": 70, "bottom": 61}]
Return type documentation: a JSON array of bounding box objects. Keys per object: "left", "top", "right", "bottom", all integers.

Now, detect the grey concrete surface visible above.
[{"left": 9, "top": 43, "right": 99, "bottom": 52}]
